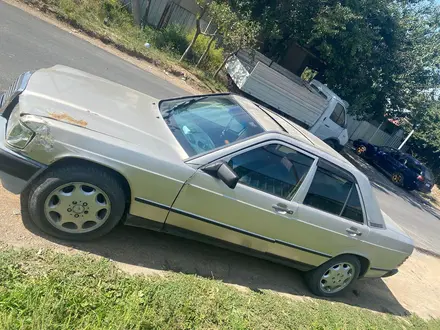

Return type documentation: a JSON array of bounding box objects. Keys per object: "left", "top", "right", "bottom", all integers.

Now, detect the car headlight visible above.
[{"left": 6, "top": 107, "right": 34, "bottom": 149}]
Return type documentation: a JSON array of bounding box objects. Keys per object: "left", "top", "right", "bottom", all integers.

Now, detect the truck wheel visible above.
[
  {"left": 21, "top": 165, "right": 126, "bottom": 241},
  {"left": 324, "top": 139, "right": 336, "bottom": 150},
  {"left": 305, "top": 255, "right": 361, "bottom": 297}
]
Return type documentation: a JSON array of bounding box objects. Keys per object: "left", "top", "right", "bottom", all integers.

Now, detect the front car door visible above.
[{"left": 165, "top": 138, "right": 327, "bottom": 269}]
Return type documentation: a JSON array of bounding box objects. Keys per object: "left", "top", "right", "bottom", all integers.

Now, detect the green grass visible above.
[
  {"left": 22, "top": 0, "right": 227, "bottom": 92},
  {"left": 0, "top": 247, "right": 438, "bottom": 329}
]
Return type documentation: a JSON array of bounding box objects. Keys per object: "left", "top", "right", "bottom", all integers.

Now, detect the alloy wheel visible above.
[
  {"left": 391, "top": 173, "right": 403, "bottom": 185},
  {"left": 356, "top": 146, "right": 367, "bottom": 155},
  {"left": 44, "top": 182, "right": 111, "bottom": 234},
  {"left": 319, "top": 262, "right": 355, "bottom": 294}
]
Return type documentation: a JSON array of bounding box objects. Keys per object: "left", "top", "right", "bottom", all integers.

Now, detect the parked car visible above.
[
  {"left": 353, "top": 139, "right": 434, "bottom": 192},
  {"left": 0, "top": 66, "right": 413, "bottom": 297}
]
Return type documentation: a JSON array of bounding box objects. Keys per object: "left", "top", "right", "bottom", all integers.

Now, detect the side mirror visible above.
[{"left": 202, "top": 161, "right": 239, "bottom": 189}]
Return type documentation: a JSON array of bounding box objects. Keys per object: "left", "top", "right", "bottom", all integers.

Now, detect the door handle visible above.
[
  {"left": 346, "top": 227, "right": 362, "bottom": 237},
  {"left": 272, "top": 203, "right": 294, "bottom": 215},
  {"left": 324, "top": 124, "right": 330, "bottom": 128}
]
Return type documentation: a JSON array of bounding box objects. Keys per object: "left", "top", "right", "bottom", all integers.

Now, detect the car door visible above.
[
  {"left": 165, "top": 140, "right": 326, "bottom": 267},
  {"left": 313, "top": 102, "right": 346, "bottom": 141},
  {"left": 375, "top": 149, "right": 401, "bottom": 174},
  {"left": 283, "top": 159, "right": 371, "bottom": 261}
]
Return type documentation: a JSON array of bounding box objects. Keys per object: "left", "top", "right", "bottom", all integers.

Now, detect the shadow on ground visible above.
[
  {"left": 343, "top": 149, "right": 440, "bottom": 221},
  {"left": 21, "top": 208, "right": 410, "bottom": 317}
]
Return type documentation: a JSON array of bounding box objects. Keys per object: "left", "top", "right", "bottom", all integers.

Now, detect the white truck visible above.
[{"left": 226, "top": 50, "right": 349, "bottom": 150}]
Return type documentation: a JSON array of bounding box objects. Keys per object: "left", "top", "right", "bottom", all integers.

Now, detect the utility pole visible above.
[
  {"left": 132, "top": 0, "right": 142, "bottom": 27},
  {"left": 398, "top": 129, "right": 415, "bottom": 150}
]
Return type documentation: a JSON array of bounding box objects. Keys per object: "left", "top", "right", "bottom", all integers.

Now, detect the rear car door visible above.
[
  {"left": 165, "top": 141, "right": 320, "bottom": 266},
  {"left": 289, "top": 160, "right": 371, "bottom": 260},
  {"left": 376, "top": 148, "right": 403, "bottom": 174}
]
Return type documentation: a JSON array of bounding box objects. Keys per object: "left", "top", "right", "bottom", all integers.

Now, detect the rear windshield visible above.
[
  {"left": 160, "top": 95, "right": 264, "bottom": 157},
  {"left": 406, "top": 159, "right": 434, "bottom": 181}
]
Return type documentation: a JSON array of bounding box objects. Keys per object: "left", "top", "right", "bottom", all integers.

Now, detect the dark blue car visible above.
[{"left": 353, "top": 139, "right": 434, "bottom": 192}]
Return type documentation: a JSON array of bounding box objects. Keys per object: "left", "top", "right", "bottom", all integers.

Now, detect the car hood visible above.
[{"left": 18, "top": 65, "right": 187, "bottom": 158}]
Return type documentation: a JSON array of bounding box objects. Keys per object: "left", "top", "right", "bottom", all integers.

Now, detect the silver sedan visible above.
[{"left": 0, "top": 66, "right": 413, "bottom": 296}]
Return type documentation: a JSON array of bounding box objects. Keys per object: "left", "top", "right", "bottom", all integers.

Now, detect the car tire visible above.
[
  {"left": 324, "top": 139, "right": 336, "bottom": 150},
  {"left": 355, "top": 145, "right": 367, "bottom": 156},
  {"left": 390, "top": 172, "right": 404, "bottom": 187},
  {"left": 21, "top": 164, "right": 127, "bottom": 241},
  {"left": 305, "top": 255, "right": 361, "bottom": 297}
]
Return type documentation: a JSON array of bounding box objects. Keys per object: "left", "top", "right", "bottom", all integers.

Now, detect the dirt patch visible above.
[
  {"left": 3, "top": 0, "right": 206, "bottom": 96},
  {"left": 0, "top": 185, "right": 439, "bottom": 320}
]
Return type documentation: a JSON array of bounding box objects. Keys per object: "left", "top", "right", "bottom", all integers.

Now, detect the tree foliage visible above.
[
  {"left": 212, "top": 5, "right": 261, "bottom": 78},
  {"left": 180, "top": 0, "right": 260, "bottom": 77},
  {"left": 406, "top": 99, "right": 440, "bottom": 183},
  {"left": 179, "top": 0, "right": 212, "bottom": 62},
  {"left": 231, "top": 0, "right": 440, "bottom": 120}
]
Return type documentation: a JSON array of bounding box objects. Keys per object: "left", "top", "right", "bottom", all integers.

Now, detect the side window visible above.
[
  {"left": 341, "top": 188, "right": 363, "bottom": 223},
  {"left": 228, "top": 144, "right": 314, "bottom": 199},
  {"left": 329, "top": 104, "right": 345, "bottom": 127},
  {"left": 406, "top": 160, "right": 422, "bottom": 174},
  {"left": 303, "top": 164, "right": 364, "bottom": 223}
]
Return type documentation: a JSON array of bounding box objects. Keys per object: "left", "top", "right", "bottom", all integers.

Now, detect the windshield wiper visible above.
[{"left": 162, "top": 96, "right": 208, "bottom": 119}]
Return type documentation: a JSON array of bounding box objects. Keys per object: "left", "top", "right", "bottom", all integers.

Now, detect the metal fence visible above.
[
  {"left": 122, "top": 0, "right": 215, "bottom": 33},
  {"left": 346, "top": 115, "right": 404, "bottom": 148}
]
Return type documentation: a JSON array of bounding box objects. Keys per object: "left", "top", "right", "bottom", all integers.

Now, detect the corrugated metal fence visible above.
[
  {"left": 346, "top": 115, "right": 404, "bottom": 148},
  {"left": 122, "top": 0, "right": 214, "bottom": 33}
]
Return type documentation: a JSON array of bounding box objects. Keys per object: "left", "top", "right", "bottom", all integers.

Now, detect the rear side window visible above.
[
  {"left": 303, "top": 163, "right": 363, "bottom": 223},
  {"left": 341, "top": 188, "right": 363, "bottom": 223},
  {"left": 406, "top": 160, "right": 422, "bottom": 174}
]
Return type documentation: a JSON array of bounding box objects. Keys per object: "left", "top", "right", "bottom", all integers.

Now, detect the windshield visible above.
[{"left": 160, "top": 95, "right": 264, "bottom": 157}]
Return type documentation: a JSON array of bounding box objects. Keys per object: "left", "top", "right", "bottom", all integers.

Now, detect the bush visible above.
[
  {"left": 186, "top": 30, "right": 224, "bottom": 73},
  {"left": 151, "top": 25, "right": 189, "bottom": 54}
]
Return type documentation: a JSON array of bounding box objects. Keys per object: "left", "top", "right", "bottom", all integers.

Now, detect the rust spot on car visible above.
[{"left": 49, "top": 113, "right": 88, "bottom": 127}]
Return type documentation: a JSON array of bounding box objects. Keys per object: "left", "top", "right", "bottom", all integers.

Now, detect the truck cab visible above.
[{"left": 307, "top": 80, "right": 349, "bottom": 151}]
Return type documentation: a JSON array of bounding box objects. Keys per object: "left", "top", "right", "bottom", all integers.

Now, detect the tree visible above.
[
  {"left": 230, "top": 0, "right": 440, "bottom": 120},
  {"left": 196, "top": 28, "right": 218, "bottom": 67},
  {"left": 179, "top": 0, "right": 213, "bottom": 62},
  {"left": 212, "top": 10, "right": 260, "bottom": 78},
  {"left": 195, "top": 1, "right": 232, "bottom": 68},
  {"left": 405, "top": 98, "right": 440, "bottom": 183}
]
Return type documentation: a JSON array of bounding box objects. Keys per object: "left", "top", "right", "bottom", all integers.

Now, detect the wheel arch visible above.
[
  {"left": 324, "top": 138, "right": 342, "bottom": 151},
  {"left": 328, "top": 253, "right": 371, "bottom": 278},
  {"left": 32, "top": 157, "right": 132, "bottom": 204}
]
